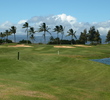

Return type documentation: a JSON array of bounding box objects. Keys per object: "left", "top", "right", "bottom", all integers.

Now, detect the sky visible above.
[{"left": 0, "top": 0, "right": 110, "bottom": 36}]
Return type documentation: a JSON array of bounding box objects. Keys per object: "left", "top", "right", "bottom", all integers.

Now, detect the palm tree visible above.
[
  {"left": 10, "top": 26, "right": 16, "bottom": 42},
  {"left": 38, "top": 23, "right": 51, "bottom": 44},
  {"left": 0, "top": 32, "right": 5, "bottom": 43},
  {"left": 53, "top": 26, "right": 60, "bottom": 38},
  {"left": 0, "top": 32, "right": 3, "bottom": 39},
  {"left": 59, "top": 25, "right": 65, "bottom": 41},
  {"left": 30, "top": 34, "right": 35, "bottom": 43},
  {"left": 67, "top": 29, "right": 77, "bottom": 44},
  {"left": 53, "top": 26, "right": 60, "bottom": 44},
  {"left": 4, "top": 30, "right": 11, "bottom": 41},
  {"left": 22, "top": 22, "right": 30, "bottom": 44},
  {"left": 29, "top": 27, "right": 37, "bottom": 43}
]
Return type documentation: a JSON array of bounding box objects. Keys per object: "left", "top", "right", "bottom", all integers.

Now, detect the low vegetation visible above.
[{"left": 0, "top": 43, "right": 110, "bottom": 100}]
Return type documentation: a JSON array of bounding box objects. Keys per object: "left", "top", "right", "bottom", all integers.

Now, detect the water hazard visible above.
[{"left": 91, "top": 58, "right": 110, "bottom": 65}]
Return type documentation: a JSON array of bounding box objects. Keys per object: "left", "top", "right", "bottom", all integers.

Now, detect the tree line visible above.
[{"left": 0, "top": 22, "right": 110, "bottom": 45}]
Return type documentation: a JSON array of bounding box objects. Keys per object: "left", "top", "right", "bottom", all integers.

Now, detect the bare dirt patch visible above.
[
  {"left": 0, "top": 79, "right": 58, "bottom": 100},
  {"left": 0, "top": 86, "right": 58, "bottom": 100},
  {"left": 8, "top": 44, "right": 32, "bottom": 47},
  {"left": 0, "top": 85, "right": 5, "bottom": 87},
  {"left": 54, "top": 46, "right": 76, "bottom": 48},
  {"left": 74, "top": 45, "right": 92, "bottom": 47},
  {"left": 15, "top": 90, "right": 58, "bottom": 100}
]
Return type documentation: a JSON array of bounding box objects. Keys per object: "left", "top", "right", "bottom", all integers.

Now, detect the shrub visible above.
[
  {"left": 75, "top": 40, "right": 85, "bottom": 44},
  {"left": 0, "top": 39, "right": 4, "bottom": 44},
  {"left": 18, "top": 39, "right": 31, "bottom": 44},
  {"left": 6, "top": 39, "right": 13, "bottom": 43},
  {"left": 48, "top": 38, "right": 76, "bottom": 45}
]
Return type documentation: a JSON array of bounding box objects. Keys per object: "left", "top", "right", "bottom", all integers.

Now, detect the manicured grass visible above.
[{"left": 0, "top": 44, "right": 110, "bottom": 100}]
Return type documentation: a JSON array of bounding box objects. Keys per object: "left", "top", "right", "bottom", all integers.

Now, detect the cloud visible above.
[
  {"left": 97, "top": 27, "right": 110, "bottom": 34},
  {"left": 18, "top": 20, "right": 27, "bottom": 24},
  {"left": 0, "top": 21, "right": 13, "bottom": 31},
  {"left": 0, "top": 14, "right": 110, "bottom": 36},
  {"left": 91, "top": 20, "right": 110, "bottom": 35},
  {"left": 57, "top": 14, "right": 77, "bottom": 24},
  {"left": 28, "top": 14, "right": 76, "bottom": 26}
]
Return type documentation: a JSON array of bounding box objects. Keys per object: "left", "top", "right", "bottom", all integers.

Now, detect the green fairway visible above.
[{"left": 0, "top": 44, "right": 110, "bottom": 100}]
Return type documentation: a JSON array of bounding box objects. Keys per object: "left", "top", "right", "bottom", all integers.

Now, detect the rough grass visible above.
[{"left": 0, "top": 44, "right": 110, "bottom": 100}]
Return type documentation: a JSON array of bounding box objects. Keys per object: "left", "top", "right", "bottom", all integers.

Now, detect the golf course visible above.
[{"left": 0, "top": 43, "right": 110, "bottom": 100}]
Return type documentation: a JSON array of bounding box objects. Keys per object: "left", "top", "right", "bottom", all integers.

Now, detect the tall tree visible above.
[
  {"left": 94, "top": 30, "right": 101, "bottom": 44},
  {"left": 88, "top": 26, "right": 96, "bottom": 44},
  {"left": 106, "top": 30, "right": 110, "bottom": 43},
  {"left": 0, "top": 32, "right": 6, "bottom": 40},
  {"left": 4, "top": 30, "right": 11, "bottom": 40},
  {"left": 53, "top": 26, "right": 60, "bottom": 44},
  {"left": 29, "top": 27, "right": 37, "bottom": 43},
  {"left": 38, "top": 23, "right": 51, "bottom": 44},
  {"left": 67, "top": 29, "right": 77, "bottom": 44},
  {"left": 10, "top": 26, "right": 16, "bottom": 42},
  {"left": 79, "top": 29, "right": 87, "bottom": 44},
  {"left": 22, "top": 22, "right": 30, "bottom": 44},
  {"left": 53, "top": 26, "right": 60, "bottom": 38},
  {"left": 0, "top": 32, "right": 4, "bottom": 39},
  {"left": 88, "top": 26, "right": 101, "bottom": 44},
  {"left": 59, "top": 25, "right": 65, "bottom": 41}
]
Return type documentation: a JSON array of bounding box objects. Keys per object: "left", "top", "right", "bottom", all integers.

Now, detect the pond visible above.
[{"left": 91, "top": 58, "right": 110, "bottom": 65}]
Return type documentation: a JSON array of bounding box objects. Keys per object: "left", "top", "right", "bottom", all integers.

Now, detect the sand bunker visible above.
[
  {"left": 8, "top": 44, "right": 32, "bottom": 47},
  {"left": 74, "top": 45, "right": 92, "bottom": 47},
  {"left": 54, "top": 45, "right": 92, "bottom": 48},
  {"left": 54, "top": 46, "right": 75, "bottom": 48}
]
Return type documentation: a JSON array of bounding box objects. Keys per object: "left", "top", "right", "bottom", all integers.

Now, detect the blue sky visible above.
[
  {"left": 0, "top": 0, "right": 110, "bottom": 35},
  {"left": 0, "top": 0, "right": 110, "bottom": 23}
]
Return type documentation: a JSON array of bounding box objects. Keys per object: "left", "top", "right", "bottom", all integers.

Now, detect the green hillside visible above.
[{"left": 0, "top": 44, "right": 110, "bottom": 100}]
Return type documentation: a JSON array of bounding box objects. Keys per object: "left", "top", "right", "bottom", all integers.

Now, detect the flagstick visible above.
[{"left": 58, "top": 50, "right": 59, "bottom": 55}]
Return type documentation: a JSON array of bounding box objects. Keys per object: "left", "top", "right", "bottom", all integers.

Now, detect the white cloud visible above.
[
  {"left": 0, "top": 14, "right": 110, "bottom": 36},
  {"left": 18, "top": 20, "right": 27, "bottom": 24},
  {"left": 28, "top": 14, "right": 76, "bottom": 26},
  {"left": 57, "top": 14, "right": 76, "bottom": 24},
  {"left": 0, "top": 21, "right": 13, "bottom": 31},
  {"left": 1, "top": 21, "right": 13, "bottom": 28},
  {"left": 97, "top": 27, "right": 109, "bottom": 35}
]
